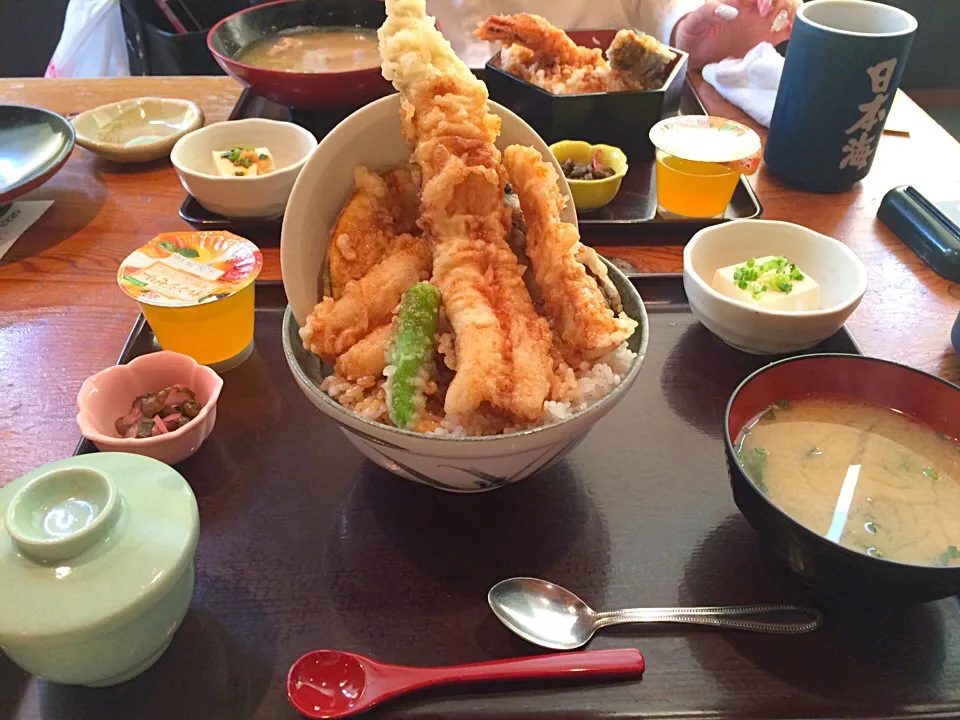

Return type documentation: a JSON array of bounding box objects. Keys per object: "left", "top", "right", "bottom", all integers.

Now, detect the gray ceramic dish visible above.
[{"left": 0, "top": 105, "right": 75, "bottom": 207}]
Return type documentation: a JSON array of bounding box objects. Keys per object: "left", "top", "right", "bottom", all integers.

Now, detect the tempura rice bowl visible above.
[
  {"left": 280, "top": 93, "right": 647, "bottom": 491},
  {"left": 283, "top": 258, "right": 647, "bottom": 492}
]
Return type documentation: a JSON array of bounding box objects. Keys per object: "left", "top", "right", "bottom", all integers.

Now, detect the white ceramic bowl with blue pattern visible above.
[{"left": 282, "top": 261, "right": 647, "bottom": 492}]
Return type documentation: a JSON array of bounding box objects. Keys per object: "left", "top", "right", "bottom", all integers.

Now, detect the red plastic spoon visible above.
[{"left": 286, "top": 648, "right": 645, "bottom": 718}]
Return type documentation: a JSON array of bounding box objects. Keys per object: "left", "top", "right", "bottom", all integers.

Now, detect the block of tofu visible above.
[
  {"left": 212, "top": 147, "right": 274, "bottom": 178},
  {"left": 712, "top": 256, "right": 820, "bottom": 311}
]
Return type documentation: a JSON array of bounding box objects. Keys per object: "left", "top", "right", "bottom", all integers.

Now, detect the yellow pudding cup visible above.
[
  {"left": 655, "top": 151, "right": 741, "bottom": 218},
  {"left": 649, "top": 116, "right": 761, "bottom": 219},
  {"left": 118, "top": 231, "right": 263, "bottom": 370}
]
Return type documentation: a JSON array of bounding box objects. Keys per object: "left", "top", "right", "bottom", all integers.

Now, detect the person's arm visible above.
[
  {"left": 668, "top": 0, "right": 797, "bottom": 69},
  {"left": 659, "top": 0, "right": 711, "bottom": 46}
]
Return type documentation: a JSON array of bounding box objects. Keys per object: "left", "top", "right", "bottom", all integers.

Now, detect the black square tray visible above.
[
  {"left": 4, "top": 277, "right": 957, "bottom": 720},
  {"left": 179, "top": 79, "right": 762, "bottom": 242}
]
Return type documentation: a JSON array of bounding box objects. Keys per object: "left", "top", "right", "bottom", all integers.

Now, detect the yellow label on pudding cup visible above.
[
  {"left": 118, "top": 231, "right": 263, "bottom": 367},
  {"left": 125, "top": 261, "right": 221, "bottom": 304}
]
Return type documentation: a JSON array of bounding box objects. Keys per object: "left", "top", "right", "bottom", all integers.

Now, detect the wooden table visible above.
[{"left": 0, "top": 75, "right": 958, "bottom": 483}]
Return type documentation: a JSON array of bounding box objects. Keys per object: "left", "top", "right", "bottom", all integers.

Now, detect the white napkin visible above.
[
  {"left": 0, "top": 201, "right": 54, "bottom": 261},
  {"left": 701, "top": 42, "right": 784, "bottom": 128}
]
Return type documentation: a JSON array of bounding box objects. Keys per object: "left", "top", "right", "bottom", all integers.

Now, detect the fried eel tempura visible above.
[
  {"left": 503, "top": 145, "right": 637, "bottom": 358},
  {"left": 379, "top": 0, "right": 553, "bottom": 421},
  {"left": 476, "top": 15, "right": 676, "bottom": 94},
  {"left": 329, "top": 166, "right": 421, "bottom": 299},
  {"left": 300, "top": 234, "right": 431, "bottom": 361},
  {"left": 607, "top": 29, "right": 678, "bottom": 91}
]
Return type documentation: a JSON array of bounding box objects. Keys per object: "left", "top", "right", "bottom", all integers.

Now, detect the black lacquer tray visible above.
[
  {"left": 4, "top": 277, "right": 959, "bottom": 720},
  {"left": 179, "top": 79, "right": 762, "bottom": 243}
]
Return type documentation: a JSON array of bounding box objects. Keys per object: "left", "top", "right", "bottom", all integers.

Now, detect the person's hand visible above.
[{"left": 674, "top": 0, "right": 800, "bottom": 69}]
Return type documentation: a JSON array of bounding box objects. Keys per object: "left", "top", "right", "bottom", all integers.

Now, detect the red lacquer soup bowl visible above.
[
  {"left": 724, "top": 354, "right": 960, "bottom": 604},
  {"left": 207, "top": 0, "right": 392, "bottom": 111}
]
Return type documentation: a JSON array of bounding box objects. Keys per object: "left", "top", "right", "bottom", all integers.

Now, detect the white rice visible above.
[
  {"left": 322, "top": 334, "right": 637, "bottom": 437},
  {"left": 430, "top": 341, "right": 637, "bottom": 436},
  {"left": 324, "top": 340, "right": 636, "bottom": 436},
  {"left": 321, "top": 374, "right": 389, "bottom": 422}
]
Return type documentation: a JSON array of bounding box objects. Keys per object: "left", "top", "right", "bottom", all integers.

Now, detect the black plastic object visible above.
[
  {"left": 484, "top": 29, "right": 687, "bottom": 162},
  {"left": 878, "top": 185, "right": 960, "bottom": 283},
  {"left": 953, "top": 310, "right": 960, "bottom": 355},
  {"left": 120, "top": 0, "right": 251, "bottom": 75}
]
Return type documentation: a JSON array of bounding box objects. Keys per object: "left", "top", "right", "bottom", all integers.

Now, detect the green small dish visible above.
[
  {"left": 0, "top": 453, "right": 199, "bottom": 687},
  {"left": 549, "top": 140, "right": 629, "bottom": 212}
]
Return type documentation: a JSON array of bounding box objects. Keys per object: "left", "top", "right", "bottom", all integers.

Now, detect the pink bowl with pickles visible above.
[{"left": 77, "top": 351, "right": 223, "bottom": 465}]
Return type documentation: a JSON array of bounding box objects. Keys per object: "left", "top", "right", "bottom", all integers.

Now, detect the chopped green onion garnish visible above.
[
  {"left": 936, "top": 546, "right": 960, "bottom": 566},
  {"left": 733, "top": 256, "right": 805, "bottom": 298},
  {"left": 259, "top": 153, "right": 268, "bottom": 160},
  {"left": 922, "top": 467, "right": 940, "bottom": 480}
]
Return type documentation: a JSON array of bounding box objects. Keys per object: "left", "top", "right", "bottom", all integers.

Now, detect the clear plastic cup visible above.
[{"left": 649, "top": 116, "right": 762, "bottom": 219}]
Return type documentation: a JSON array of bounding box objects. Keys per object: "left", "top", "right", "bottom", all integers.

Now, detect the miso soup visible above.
[
  {"left": 238, "top": 27, "right": 380, "bottom": 73},
  {"left": 735, "top": 398, "right": 960, "bottom": 567}
]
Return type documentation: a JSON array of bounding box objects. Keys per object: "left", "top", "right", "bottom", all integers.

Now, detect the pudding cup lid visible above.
[
  {"left": 649, "top": 116, "right": 762, "bottom": 173},
  {"left": 0, "top": 453, "right": 198, "bottom": 644},
  {"left": 118, "top": 230, "right": 263, "bottom": 308}
]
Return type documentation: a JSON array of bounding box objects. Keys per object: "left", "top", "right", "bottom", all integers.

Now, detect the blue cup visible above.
[{"left": 764, "top": 0, "right": 917, "bottom": 193}]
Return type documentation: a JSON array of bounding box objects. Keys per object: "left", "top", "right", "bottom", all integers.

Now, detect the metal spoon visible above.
[{"left": 488, "top": 577, "right": 823, "bottom": 650}]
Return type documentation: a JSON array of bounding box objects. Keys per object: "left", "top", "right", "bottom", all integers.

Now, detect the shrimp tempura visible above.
[
  {"left": 476, "top": 15, "right": 677, "bottom": 94},
  {"left": 503, "top": 145, "right": 636, "bottom": 359},
  {"left": 378, "top": 0, "right": 553, "bottom": 421},
  {"left": 476, "top": 13, "right": 604, "bottom": 69}
]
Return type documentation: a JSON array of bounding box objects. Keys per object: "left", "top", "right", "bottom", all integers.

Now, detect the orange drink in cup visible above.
[
  {"left": 649, "top": 116, "right": 761, "bottom": 219},
  {"left": 118, "top": 231, "right": 263, "bottom": 370}
]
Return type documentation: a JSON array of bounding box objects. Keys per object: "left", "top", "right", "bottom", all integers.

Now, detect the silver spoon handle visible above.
[{"left": 593, "top": 604, "right": 823, "bottom": 634}]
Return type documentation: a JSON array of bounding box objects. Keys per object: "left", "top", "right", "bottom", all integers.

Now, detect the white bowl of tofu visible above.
[
  {"left": 683, "top": 219, "right": 868, "bottom": 354},
  {"left": 170, "top": 118, "right": 317, "bottom": 218}
]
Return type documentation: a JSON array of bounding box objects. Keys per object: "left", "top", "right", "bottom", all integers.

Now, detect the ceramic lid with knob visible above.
[{"left": 0, "top": 453, "right": 199, "bottom": 644}]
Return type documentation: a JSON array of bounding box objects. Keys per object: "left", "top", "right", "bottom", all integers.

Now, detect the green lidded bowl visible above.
[{"left": 0, "top": 453, "right": 199, "bottom": 687}]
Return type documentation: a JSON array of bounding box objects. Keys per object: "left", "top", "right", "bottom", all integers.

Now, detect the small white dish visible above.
[
  {"left": 171, "top": 118, "right": 317, "bottom": 219},
  {"left": 683, "top": 219, "right": 868, "bottom": 354},
  {"left": 72, "top": 97, "right": 203, "bottom": 164}
]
